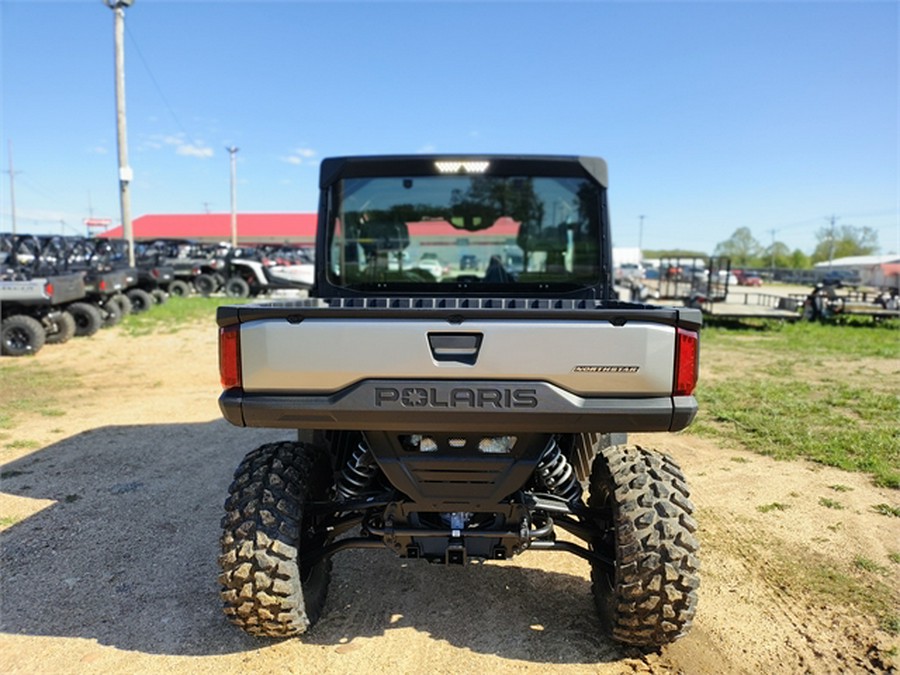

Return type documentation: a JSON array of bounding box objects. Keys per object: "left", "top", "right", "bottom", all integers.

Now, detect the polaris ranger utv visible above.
[{"left": 216, "top": 155, "right": 701, "bottom": 647}]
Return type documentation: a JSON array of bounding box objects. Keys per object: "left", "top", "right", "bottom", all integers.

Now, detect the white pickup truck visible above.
[{"left": 216, "top": 155, "right": 701, "bottom": 647}]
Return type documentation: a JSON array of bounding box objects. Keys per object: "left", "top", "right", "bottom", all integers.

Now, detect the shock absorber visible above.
[
  {"left": 335, "top": 441, "right": 378, "bottom": 501},
  {"left": 536, "top": 437, "right": 583, "bottom": 503}
]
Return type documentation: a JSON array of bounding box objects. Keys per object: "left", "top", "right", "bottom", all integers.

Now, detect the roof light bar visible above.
[{"left": 434, "top": 160, "right": 490, "bottom": 174}]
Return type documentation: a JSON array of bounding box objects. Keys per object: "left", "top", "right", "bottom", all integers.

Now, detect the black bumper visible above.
[{"left": 219, "top": 379, "right": 697, "bottom": 433}]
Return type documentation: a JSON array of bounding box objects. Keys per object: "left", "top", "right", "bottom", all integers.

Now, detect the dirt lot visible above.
[{"left": 1, "top": 320, "right": 897, "bottom": 674}]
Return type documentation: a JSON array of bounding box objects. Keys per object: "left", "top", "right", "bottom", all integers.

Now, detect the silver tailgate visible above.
[{"left": 240, "top": 318, "right": 677, "bottom": 397}]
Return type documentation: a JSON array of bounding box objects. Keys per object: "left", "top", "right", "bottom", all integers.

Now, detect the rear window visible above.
[{"left": 326, "top": 174, "right": 602, "bottom": 293}]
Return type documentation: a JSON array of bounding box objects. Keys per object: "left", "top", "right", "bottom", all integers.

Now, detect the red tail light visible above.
[
  {"left": 674, "top": 328, "right": 699, "bottom": 396},
  {"left": 99, "top": 279, "right": 107, "bottom": 291},
  {"left": 44, "top": 281, "right": 54, "bottom": 297},
  {"left": 219, "top": 325, "right": 242, "bottom": 389}
]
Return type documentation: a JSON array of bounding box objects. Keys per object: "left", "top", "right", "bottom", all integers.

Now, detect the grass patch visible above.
[
  {"left": 120, "top": 296, "right": 248, "bottom": 337},
  {"left": 882, "top": 615, "right": 900, "bottom": 635},
  {"left": 829, "top": 484, "right": 853, "bottom": 492},
  {"left": 693, "top": 320, "right": 900, "bottom": 488},
  {"left": 0, "top": 362, "right": 82, "bottom": 430},
  {"left": 0, "top": 515, "right": 21, "bottom": 527},
  {"left": 819, "top": 497, "right": 844, "bottom": 510},
  {"left": 889, "top": 552, "right": 900, "bottom": 565},
  {"left": 4, "top": 439, "right": 41, "bottom": 450},
  {"left": 872, "top": 503, "right": 900, "bottom": 518},
  {"left": 757, "top": 502, "right": 790, "bottom": 513},
  {"left": 854, "top": 556, "right": 889, "bottom": 575},
  {"left": 760, "top": 544, "right": 900, "bottom": 637}
]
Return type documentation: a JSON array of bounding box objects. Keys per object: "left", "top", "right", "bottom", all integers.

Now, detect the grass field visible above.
[
  {"left": 691, "top": 318, "right": 900, "bottom": 488},
  {"left": 119, "top": 295, "right": 247, "bottom": 336}
]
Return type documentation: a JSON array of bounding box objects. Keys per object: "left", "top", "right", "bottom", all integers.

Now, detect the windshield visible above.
[{"left": 327, "top": 174, "right": 602, "bottom": 292}]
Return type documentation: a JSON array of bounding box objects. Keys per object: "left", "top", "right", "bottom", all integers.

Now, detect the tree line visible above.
[{"left": 645, "top": 224, "right": 879, "bottom": 269}]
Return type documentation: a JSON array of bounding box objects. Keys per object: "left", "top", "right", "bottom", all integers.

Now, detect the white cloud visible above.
[
  {"left": 281, "top": 147, "right": 316, "bottom": 165},
  {"left": 176, "top": 143, "right": 214, "bottom": 158},
  {"left": 417, "top": 144, "right": 437, "bottom": 154},
  {"left": 138, "top": 133, "right": 213, "bottom": 158}
]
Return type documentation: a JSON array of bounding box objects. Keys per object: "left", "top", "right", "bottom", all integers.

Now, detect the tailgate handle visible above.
[{"left": 428, "top": 333, "right": 483, "bottom": 365}]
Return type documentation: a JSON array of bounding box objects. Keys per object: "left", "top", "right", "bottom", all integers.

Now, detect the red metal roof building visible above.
[
  {"left": 99, "top": 213, "right": 521, "bottom": 247},
  {"left": 99, "top": 213, "right": 318, "bottom": 244}
]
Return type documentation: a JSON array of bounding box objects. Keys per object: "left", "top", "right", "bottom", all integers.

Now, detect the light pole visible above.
[
  {"left": 104, "top": 0, "right": 135, "bottom": 266},
  {"left": 227, "top": 146, "right": 239, "bottom": 247}
]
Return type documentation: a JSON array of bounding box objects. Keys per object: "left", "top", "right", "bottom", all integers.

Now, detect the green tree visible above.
[
  {"left": 811, "top": 225, "right": 878, "bottom": 263},
  {"left": 713, "top": 227, "right": 764, "bottom": 266},
  {"left": 763, "top": 241, "right": 793, "bottom": 269},
  {"left": 789, "top": 249, "right": 812, "bottom": 269},
  {"left": 643, "top": 248, "right": 708, "bottom": 259}
]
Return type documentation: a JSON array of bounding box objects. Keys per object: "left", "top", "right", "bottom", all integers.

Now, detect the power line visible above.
[{"left": 124, "top": 22, "right": 205, "bottom": 150}]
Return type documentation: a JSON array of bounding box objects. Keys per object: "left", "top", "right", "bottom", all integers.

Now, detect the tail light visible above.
[
  {"left": 44, "top": 281, "right": 54, "bottom": 298},
  {"left": 674, "top": 328, "right": 699, "bottom": 396},
  {"left": 99, "top": 279, "right": 107, "bottom": 291},
  {"left": 219, "top": 325, "right": 242, "bottom": 389}
]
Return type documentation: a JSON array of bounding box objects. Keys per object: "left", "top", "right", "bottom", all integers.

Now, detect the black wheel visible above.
[
  {"left": 45, "top": 311, "right": 76, "bottom": 345},
  {"left": 194, "top": 274, "right": 216, "bottom": 297},
  {"left": 801, "top": 299, "right": 817, "bottom": 321},
  {"left": 1, "top": 314, "right": 46, "bottom": 356},
  {"left": 68, "top": 302, "right": 103, "bottom": 337},
  {"left": 113, "top": 293, "right": 133, "bottom": 317},
  {"left": 101, "top": 298, "right": 122, "bottom": 328},
  {"left": 219, "top": 441, "right": 334, "bottom": 637},
  {"left": 224, "top": 276, "right": 250, "bottom": 298},
  {"left": 126, "top": 288, "right": 154, "bottom": 313},
  {"left": 588, "top": 445, "right": 700, "bottom": 647},
  {"left": 167, "top": 280, "right": 191, "bottom": 297},
  {"left": 151, "top": 289, "right": 168, "bottom": 304}
]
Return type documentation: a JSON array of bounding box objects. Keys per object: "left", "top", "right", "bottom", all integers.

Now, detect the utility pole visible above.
[
  {"left": 826, "top": 214, "right": 838, "bottom": 269},
  {"left": 768, "top": 228, "right": 777, "bottom": 274},
  {"left": 638, "top": 215, "right": 645, "bottom": 254},
  {"left": 105, "top": 0, "right": 135, "bottom": 266},
  {"left": 5, "top": 139, "right": 19, "bottom": 235},
  {"left": 227, "top": 146, "right": 239, "bottom": 247}
]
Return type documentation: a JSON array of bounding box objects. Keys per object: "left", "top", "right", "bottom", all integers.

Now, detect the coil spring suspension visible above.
[
  {"left": 335, "top": 441, "right": 378, "bottom": 501},
  {"left": 536, "top": 438, "right": 583, "bottom": 503}
]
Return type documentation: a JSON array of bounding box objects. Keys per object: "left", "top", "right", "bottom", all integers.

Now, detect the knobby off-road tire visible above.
[
  {"left": 1, "top": 314, "right": 46, "bottom": 356},
  {"left": 219, "top": 441, "right": 334, "bottom": 637},
  {"left": 68, "top": 302, "right": 103, "bottom": 337},
  {"left": 101, "top": 298, "right": 123, "bottom": 328},
  {"left": 224, "top": 276, "right": 251, "bottom": 299},
  {"left": 194, "top": 274, "right": 217, "bottom": 297},
  {"left": 113, "top": 293, "right": 133, "bottom": 317},
  {"left": 167, "top": 279, "right": 191, "bottom": 297},
  {"left": 126, "top": 288, "right": 154, "bottom": 314},
  {"left": 45, "top": 311, "right": 76, "bottom": 345},
  {"left": 588, "top": 445, "right": 700, "bottom": 647}
]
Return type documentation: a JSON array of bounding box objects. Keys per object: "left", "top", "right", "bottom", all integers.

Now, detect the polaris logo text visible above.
[
  {"left": 573, "top": 365, "right": 640, "bottom": 373},
  {"left": 375, "top": 387, "right": 538, "bottom": 409}
]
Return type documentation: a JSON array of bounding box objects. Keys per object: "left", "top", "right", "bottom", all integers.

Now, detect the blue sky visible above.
[{"left": 1, "top": 0, "right": 897, "bottom": 255}]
